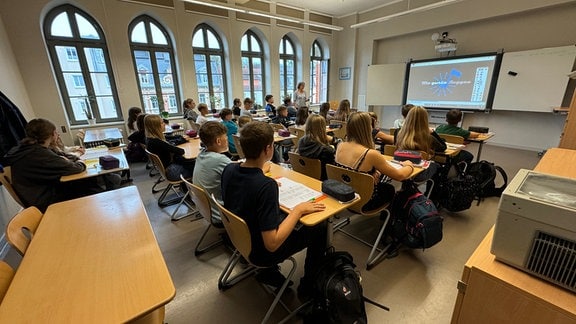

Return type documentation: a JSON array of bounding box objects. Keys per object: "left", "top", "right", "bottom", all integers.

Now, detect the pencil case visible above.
[
  {"left": 278, "top": 129, "right": 291, "bottom": 137},
  {"left": 99, "top": 155, "right": 120, "bottom": 169},
  {"left": 393, "top": 150, "right": 422, "bottom": 164},
  {"left": 322, "top": 179, "right": 355, "bottom": 202}
]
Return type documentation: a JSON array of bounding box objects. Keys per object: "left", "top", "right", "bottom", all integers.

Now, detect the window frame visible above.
[
  {"left": 241, "top": 30, "right": 266, "bottom": 106},
  {"left": 279, "top": 35, "right": 296, "bottom": 101},
  {"left": 310, "top": 40, "right": 329, "bottom": 105},
  {"left": 43, "top": 4, "right": 123, "bottom": 126},
  {"left": 192, "top": 24, "right": 228, "bottom": 111},
  {"left": 129, "top": 15, "right": 181, "bottom": 116}
]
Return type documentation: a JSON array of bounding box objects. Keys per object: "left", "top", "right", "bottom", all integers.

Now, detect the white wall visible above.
[{"left": 344, "top": 0, "right": 576, "bottom": 151}]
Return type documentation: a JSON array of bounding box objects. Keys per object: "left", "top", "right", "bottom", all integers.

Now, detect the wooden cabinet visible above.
[
  {"left": 451, "top": 228, "right": 576, "bottom": 324},
  {"left": 559, "top": 90, "right": 576, "bottom": 149}
]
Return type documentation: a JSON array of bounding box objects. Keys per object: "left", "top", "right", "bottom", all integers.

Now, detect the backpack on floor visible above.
[
  {"left": 390, "top": 182, "right": 443, "bottom": 249},
  {"left": 432, "top": 163, "right": 479, "bottom": 212},
  {"left": 466, "top": 160, "right": 508, "bottom": 198},
  {"left": 304, "top": 250, "right": 389, "bottom": 324}
]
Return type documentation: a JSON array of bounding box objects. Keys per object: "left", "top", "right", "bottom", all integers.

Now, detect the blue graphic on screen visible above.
[{"left": 431, "top": 68, "right": 462, "bottom": 96}]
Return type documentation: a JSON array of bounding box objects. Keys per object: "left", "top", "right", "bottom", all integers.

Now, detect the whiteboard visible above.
[
  {"left": 366, "top": 63, "right": 405, "bottom": 105},
  {"left": 492, "top": 45, "right": 576, "bottom": 112}
]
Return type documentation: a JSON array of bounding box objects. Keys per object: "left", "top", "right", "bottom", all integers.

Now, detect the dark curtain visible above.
[{"left": 0, "top": 90, "right": 28, "bottom": 160}]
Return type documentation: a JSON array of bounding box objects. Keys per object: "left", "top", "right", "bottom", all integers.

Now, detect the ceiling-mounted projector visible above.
[{"left": 435, "top": 42, "right": 458, "bottom": 52}]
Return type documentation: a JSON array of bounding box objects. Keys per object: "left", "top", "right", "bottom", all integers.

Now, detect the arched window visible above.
[
  {"left": 279, "top": 35, "right": 296, "bottom": 101},
  {"left": 192, "top": 24, "right": 227, "bottom": 111},
  {"left": 241, "top": 30, "right": 265, "bottom": 106},
  {"left": 310, "top": 40, "right": 329, "bottom": 104},
  {"left": 43, "top": 5, "right": 122, "bottom": 125},
  {"left": 129, "top": 15, "right": 180, "bottom": 116}
]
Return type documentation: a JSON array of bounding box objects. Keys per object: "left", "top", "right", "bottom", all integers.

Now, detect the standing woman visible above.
[
  {"left": 126, "top": 107, "right": 142, "bottom": 134},
  {"left": 145, "top": 114, "right": 194, "bottom": 181},
  {"left": 335, "top": 112, "right": 414, "bottom": 212},
  {"left": 293, "top": 82, "right": 309, "bottom": 109}
]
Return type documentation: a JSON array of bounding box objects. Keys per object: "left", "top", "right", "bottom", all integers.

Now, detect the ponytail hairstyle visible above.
[{"left": 21, "top": 118, "right": 56, "bottom": 146}]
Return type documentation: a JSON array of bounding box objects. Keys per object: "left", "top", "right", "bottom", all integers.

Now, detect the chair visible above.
[
  {"left": 232, "top": 134, "right": 245, "bottom": 160},
  {"left": 438, "top": 133, "right": 465, "bottom": 144},
  {"left": 145, "top": 149, "right": 198, "bottom": 221},
  {"left": 269, "top": 123, "right": 286, "bottom": 132},
  {"left": 186, "top": 120, "right": 201, "bottom": 132},
  {"left": 181, "top": 176, "right": 225, "bottom": 256},
  {"left": 6, "top": 206, "right": 43, "bottom": 256},
  {"left": 0, "top": 166, "right": 25, "bottom": 208},
  {"left": 331, "top": 122, "right": 347, "bottom": 140},
  {"left": 0, "top": 261, "right": 15, "bottom": 304},
  {"left": 213, "top": 197, "right": 303, "bottom": 324},
  {"left": 383, "top": 145, "right": 435, "bottom": 198},
  {"left": 389, "top": 128, "right": 398, "bottom": 136},
  {"left": 288, "top": 127, "right": 305, "bottom": 151},
  {"left": 287, "top": 152, "right": 322, "bottom": 180},
  {"left": 325, "top": 164, "right": 392, "bottom": 270}
]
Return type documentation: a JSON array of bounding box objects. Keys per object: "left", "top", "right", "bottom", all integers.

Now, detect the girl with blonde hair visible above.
[
  {"left": 335, "top": 112, "right": 414, "bottom": 211},
  {"left": 332, "top": 99, "right": 351, "bottom": 122}
]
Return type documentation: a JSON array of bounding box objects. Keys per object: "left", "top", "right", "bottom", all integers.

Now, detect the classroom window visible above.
[
  {"left": 43, "top": 5, "right": 122, "bottom": 125},
  {"left": 241, "top": 30, "right": 265, "bottom": 107},
  {"left": 279, "top": 35, "right": 296, "bottom": 101},
  {"left": 192, "top": 24, "right": 227, "bottom": 111},
  {"left": 310, "top": 40, "right": 329, "bottom": 104},
  {"left": 129, "top": 15, "right": 180, "bottom": 116}
]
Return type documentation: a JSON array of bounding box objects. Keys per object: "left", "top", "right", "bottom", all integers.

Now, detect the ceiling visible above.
[{"left": 270, "top": 0, "right": 401, "bottom": 18}]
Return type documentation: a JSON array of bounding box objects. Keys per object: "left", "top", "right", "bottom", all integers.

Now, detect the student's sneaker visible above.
[{"left": 255, "top": 266, "right": 293, "bottom": 289}]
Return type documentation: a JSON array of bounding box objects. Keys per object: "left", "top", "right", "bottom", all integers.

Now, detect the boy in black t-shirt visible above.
[{"left": 221, "top": 121, "right": 327, "bottom": 298}]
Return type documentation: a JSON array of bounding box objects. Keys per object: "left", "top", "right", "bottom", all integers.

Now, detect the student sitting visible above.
[
  {"left": 240, "top": 97, "right": 254, "bottom": 117},
  {"left": 126, "top": 106, "right": 142, "bottom": 135},
  {"left": 3, "top": 118, "right": 101, "bottom": 212},
  {"left": 145, "top": 114, "right": 194, "bottom": 181},
  {"left": 368, "top": 112, "right": 394, "bottom": 146},
  {"left": 221, "top": 121, "right": 327, "bottom": 295},
  {"left": 125, "top": 113, "right": 147, "bottom": 163},
  {"left": 294, "top": 107, "right": 309, "bottom": 128},
  {"left": 335, "top": 112, "right": 414, "bottom": 211},
  {"left": 192, "top": 121, "right": 231, "bottom": 222},
  {"left": 394, "top": 104, "right": 413, "bottom": 129},
  {"left": 219, "top": 108, "right": 238, "bottom": 155},
  {"left": 435, "top": 109, "right": 479, "bottom": 164},
  {"left": 237, "top": 115, "right": 252, "bottom": 129},
  {"left": 231, "top": 98, "right": 242, "bottom": 118},
  {"left": 195, "top": 103, "right": 210, "bottom": 125},
  {"left": 329, "top": 99, "right": 351, "bottom": 123},
  {"left": 264, "top": 94, "right": 276, "bottom": 117},
  {"left": 283, "top": 96, "right": 297, "bottom": 118},
  {"left": 319, "top": 102, "right": 331, "bottom": 120},
  {"left": 395, "top": 106, "right": 445, "bottom": 191},
  {"left": 183, "top": 98, "right": 199, "bottom": 121},
  {"left": 271, "top": 105, "right": 294, "bottom": 129},
  {"left": 298, "top": 114, "right": 337, "bottom": 180}
]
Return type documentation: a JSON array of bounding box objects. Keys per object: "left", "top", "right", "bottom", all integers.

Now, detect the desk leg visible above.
[{"left": 476, "top": 141, "right": 484, "bottom": 162}]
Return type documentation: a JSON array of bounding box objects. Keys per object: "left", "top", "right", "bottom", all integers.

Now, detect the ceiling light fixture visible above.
[
  {"left": 182, "top": 0, "right": 343, "bottom": 31},
  {"left": 350, "top": 0, "right": 464, "bottom": 29}
]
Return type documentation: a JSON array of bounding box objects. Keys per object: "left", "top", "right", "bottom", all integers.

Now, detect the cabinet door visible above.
[{"left": 456, "top": 268, "right": 575, "bottom": 324}]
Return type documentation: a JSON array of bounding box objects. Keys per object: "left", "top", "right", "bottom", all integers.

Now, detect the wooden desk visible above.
[
  {"left": 84, "top": 127, "right": 123, "bottom": 147},
  {"left": 467, "top": 132, "right": 494, "bottom": 162},
  {"left": 0, "top": 187, "right": 175, "bottom": 323},
  {"left": 178, "top": 137, "right": 202, "bottom": 159},
  {"left": 451, "top": 148, "right": 576, "bottom": 324},
  {"left": 274, "top": 133, "right": 296, "bottom": 142},
  {"left": 268, "top": 163, "right": 359, "bottom": 226},
  {"left": 60, "top": 147, "right": 129, "bottom": 182}
]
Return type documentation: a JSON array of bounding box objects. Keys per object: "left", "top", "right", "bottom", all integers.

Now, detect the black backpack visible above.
[
  {"left": 390, "top": 182, "right": 443, "bottom": 249},
  {"left": 304, "top": 250, "right": 389, "bottom": 323},
  {"left": 466, "top": 160, "right": 508, "bottom": 198},
  {"left": 432, "top": 163, "right": 479, "bottom": 212}
]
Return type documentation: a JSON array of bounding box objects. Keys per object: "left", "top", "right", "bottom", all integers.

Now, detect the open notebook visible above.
[{"left": 276, "top": 177, "right": 324, "bottom": 210}]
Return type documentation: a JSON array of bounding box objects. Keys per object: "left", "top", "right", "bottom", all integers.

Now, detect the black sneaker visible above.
[{"left": 255, "top": 266, "right": 293, "bottom": 289}]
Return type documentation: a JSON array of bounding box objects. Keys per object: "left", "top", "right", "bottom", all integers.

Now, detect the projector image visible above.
[{"left": 435, "top": 42, "right": 457, "bottom": 52}]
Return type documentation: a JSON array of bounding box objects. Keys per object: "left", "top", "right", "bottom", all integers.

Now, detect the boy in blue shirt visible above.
[
  {"left": 264, "top": 94, "right": 276, "bottom": 117},
  {"left": 221, "top": 121, "right": 327, "bottom": 297}
]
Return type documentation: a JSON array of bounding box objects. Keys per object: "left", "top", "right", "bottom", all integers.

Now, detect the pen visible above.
[{"left": 309, "top": 198, "right": 315, "bottom": 202}]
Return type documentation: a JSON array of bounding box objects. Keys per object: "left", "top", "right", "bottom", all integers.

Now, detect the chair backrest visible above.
[
  {"left": 389, "top": 128, "right": 398, "bottom": 136},
  {"left": 383, "top": 144, "right": 396, "bottom": 156},
  {"left": 6, "top": 206, "right": 43, "bottom": 256},
  {"left": 144, "top": 149, "right": 170, "bottom": 181},
  {"left": 212, "top": 197, "right": 252, "bottom": 260},
  {"left": 288, "top": 127, "right": 305, "bottom": 150},
  {"left": 325, "top": 164, "right": 375, "bottom": 215},
  {"left": 181, "top": 177, "right": 212, "bottom": 223},
  {"left": 331, "top": 122, "right": 347, "bottom": 140},
  {"left": 0, "top": 261, "right": 15, "bottom": 303},
  {"left": 269, "top": 123, "right": 286, "bottom": 132},
  {"left": 0, "top": 166, "right": 25, "bottom": 208},
  {"left": 288, "top": 152, "right": 322, "bottom": 180},
  {"left": 232, "top": 134, "right": 245, "bottom": 159},
  {"left": 187, "top": 120, "right": 201, "bottom": 131},
  {"left": 438, "top": 133, "right": 464, "bottom": 144}
]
